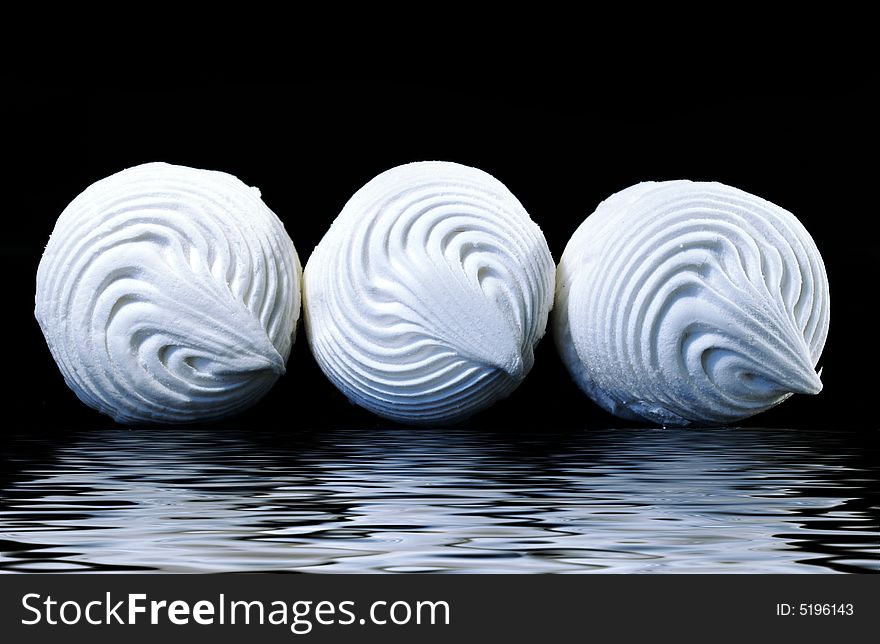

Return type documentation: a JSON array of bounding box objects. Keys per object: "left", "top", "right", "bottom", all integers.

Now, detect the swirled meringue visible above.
[
  {"left": 304, "top": 161, "right": 555, "bottom": 424},
  {"left": 554, "top": 181, "right": 829, "bottom": 426},
  {"left": 35, "top": 162, "right": 301, "bottom": 424}
]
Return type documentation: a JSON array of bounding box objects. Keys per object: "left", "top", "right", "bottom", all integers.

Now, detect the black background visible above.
[{"left": 5, "top": 75, "right": 877, "bottom": 431}]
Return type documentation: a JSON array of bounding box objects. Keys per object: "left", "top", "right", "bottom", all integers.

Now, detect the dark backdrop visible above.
[{"left": 5, "top": 77, "right": 877, "bottom": 431}]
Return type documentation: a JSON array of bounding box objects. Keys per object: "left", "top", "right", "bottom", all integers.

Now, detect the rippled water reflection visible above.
[{"left": 1, "top": 426, "right": 877, "bottom": 573}]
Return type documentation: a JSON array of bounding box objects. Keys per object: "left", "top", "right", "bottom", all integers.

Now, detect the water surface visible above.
[{"left": 1, "top": 426, "right": 877, "bottom": 573}]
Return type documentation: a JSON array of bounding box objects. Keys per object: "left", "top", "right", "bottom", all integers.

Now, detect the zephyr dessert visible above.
[
  {"left": 304, "top": 161, "right": 556, "bottom": 424},
  {"left": 35, "top": 162, "right": 301, "bottom": 424},
  {"left": 554, "top": 180, "right": 830, "bottom": 426}
]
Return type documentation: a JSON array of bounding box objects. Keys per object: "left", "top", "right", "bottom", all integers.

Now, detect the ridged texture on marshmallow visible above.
[
  {"left": 304, "top": 162, "right": 555, "bottom": 424},
  {"left": 554, "top": 180, "right": 829, "bottom": 426},
  {"left": 35, "top": 162, "right": 301, "bottom": 424}
]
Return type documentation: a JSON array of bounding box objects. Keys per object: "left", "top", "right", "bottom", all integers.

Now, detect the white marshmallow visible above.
[
  {"left": 35, "top": 162, "right": 301, "bottom": 424},
  {"left": 554, "top": 180, "right": 830, "bottom": 426},
  {"left": 304, "top": 162, "right": 555, "bottom": 424}
]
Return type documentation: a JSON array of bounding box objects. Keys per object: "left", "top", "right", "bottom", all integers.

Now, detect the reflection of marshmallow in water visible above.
[
  {"left": 304, "top": 161, "right": 556, "bottom": 424},
  {"left": 554, "top": 181, "right": 829, "bottom": 426},
  {"left": 35, "top": 162, "right": 301, "bottom": 424}
]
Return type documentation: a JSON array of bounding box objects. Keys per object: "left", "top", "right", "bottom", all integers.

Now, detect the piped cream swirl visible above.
[
  {"left": 304, "top": 161, "right": 555, "bottom": 424},
  {"left": 35, "top": 162, "right": 301, "bottom": 424},
  {"left": 554, "top": 181, "right": 829, "bottom": 426}
]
